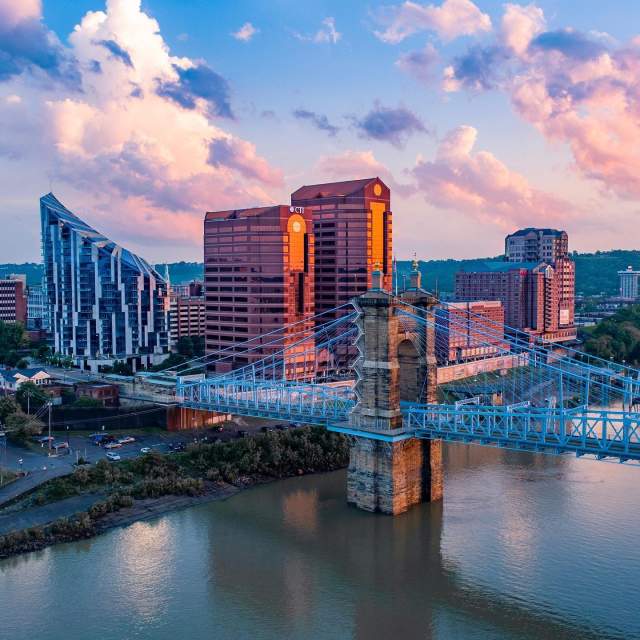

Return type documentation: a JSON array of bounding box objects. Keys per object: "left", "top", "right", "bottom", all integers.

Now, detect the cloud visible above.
[
  {"left": 396, "top": 43, "right": 439, "bottom": 84},
  {"left": 157, "top": 63, "right": 233, "bottom": 119},
  {"left": 529, "top": 29, "right": 607, "bottom": 61},
  {"left": 374, "top": 0, "right": 491, "bottom": 44},
  {"left": 315, "top": 149, "right": 414, "bottom": 197},
  {"left": 0, "top": 0, "right": 282, "bottom": 253},
  {"left": 232, "top": 22, "right": 258, "bottom": 42},
  {"left": 0, "top": 0, "right": 78, "bottom": 84},
  {"left": 411, "top": 126, "right": 577, "bottom": 227},
  {"left": 295, "top": 17, "right": 341, "bottom": 44},
  {"left": 97, "top": 39, "right": 133, "bottom": 67},
  {"left": 292, "top": 108, "right": 339, "bottom": 136},
  {"left": 352, "top": 103, "right": 427, "bottom": 147},
  {"left": 440, "top": 4, "right": 640, "bottom": 200}
]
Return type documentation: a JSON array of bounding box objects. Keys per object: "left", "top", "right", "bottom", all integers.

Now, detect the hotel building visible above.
[
  {"left": 204, "top": 205, "right": 314, "bottom": 373},
  {"left": 40, "top": 193, "right": 170, "bottom": 371},
  {"left": 435, "top": 301, "right": 506, "bottom": 364},
  {"left": 290, "top": 178, "right": 392, "bottom": 321},
  {"left": 505, "top": 228, "right": 569, "bottom": 263},
  {"left": 619, "top": 266, "right": 640, "bottom": 300}
]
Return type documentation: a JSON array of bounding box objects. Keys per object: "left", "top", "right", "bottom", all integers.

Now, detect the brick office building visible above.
[
  {"left": 204, "top": 205, "right": 315, "bottom": 373},
  {"left": 0, "top": 276, "right": 27, "bottom": 325}
]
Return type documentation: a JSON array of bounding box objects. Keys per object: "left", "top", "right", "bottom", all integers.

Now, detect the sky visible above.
[{"left": 1, "top": 0, "right": 640, "bottom": 264}]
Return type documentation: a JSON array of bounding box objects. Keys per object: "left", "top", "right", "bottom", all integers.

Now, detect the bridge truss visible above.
[{"left": 174, "top": 297, "right": 640, "bottom": 464}]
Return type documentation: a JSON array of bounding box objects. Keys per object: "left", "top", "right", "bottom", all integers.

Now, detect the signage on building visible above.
[{"left": 289, "top": 206, "right": 304, "bottom": 214}]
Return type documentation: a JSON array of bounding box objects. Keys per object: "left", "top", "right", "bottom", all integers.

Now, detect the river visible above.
[{"left": 1, "top": 444, "right": 639, "bottom": 640}]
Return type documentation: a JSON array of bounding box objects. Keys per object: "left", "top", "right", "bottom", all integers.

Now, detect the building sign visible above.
[{"left": 289, "top": 206, "right": 304, "bottom": 214}]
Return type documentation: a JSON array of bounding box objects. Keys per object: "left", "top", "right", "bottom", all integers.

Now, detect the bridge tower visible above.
[{"left": 347, "top": 264, "right": 442, "bottom": 515}]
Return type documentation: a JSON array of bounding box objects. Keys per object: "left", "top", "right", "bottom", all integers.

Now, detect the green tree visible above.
[
  {"left": 0, "top": 321, "right": 27, "bottom": 364},
  {"left": 0, "top": 396, "right": 18, "bottom": 424},
  {"left": 176, "top": 336, "right": 194, "bottom": 358},
  {"left": 5, "top": 411, "right": 44, "bottom": 442},
  {"left": 16, "top": 382, "right": 49, "bottom": 414},
  {"left": 192, "top": 335, "right": 205, "bottom": 357},
  {"left": 73, "top": 396, "right": 103, "bottom": 408}
]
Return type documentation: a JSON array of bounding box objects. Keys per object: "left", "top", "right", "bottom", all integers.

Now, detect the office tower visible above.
[
  {"left": 619, "top": 266, "right": 640, "bottom": 300},
  {"left": 505, "top": 228, "right": 569, "bottom": 263},
  {"left": 435, "top": 301, "right": 506, "bottom": 364},
  {"left": 0, "top": 275, "right": 27, "bottom": 325},
  {"left": 290, "top": 178, "right": 392, "bottom": 321},
  {"left": 455, "top": 260, "right": 576, "bottom": 343},
  {"left": 204, "top": 205, "right": 314, "bottom": 373},
  {"left": 40, "top": 193, "right": 170, "bottom": 371}
]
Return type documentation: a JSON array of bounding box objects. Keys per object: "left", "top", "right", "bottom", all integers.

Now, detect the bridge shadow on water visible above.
[{"left": 202, "top": 444, "right": 624, "bottom": 640}]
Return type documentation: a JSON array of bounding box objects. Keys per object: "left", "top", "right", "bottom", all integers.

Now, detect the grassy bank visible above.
[{"left": 0, "top": 427, "right": 349, "bottom": 558}]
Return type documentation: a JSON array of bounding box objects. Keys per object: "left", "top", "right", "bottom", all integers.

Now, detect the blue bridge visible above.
[{"left": 168, "top": 270, "right": 640, "bottom": 513}]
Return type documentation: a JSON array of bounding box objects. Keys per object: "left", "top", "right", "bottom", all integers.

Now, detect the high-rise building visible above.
[
  {"left": 455, "top": 260, "right": 576, "bottom": 343},
  {"left": 290, "top": 178, "right": 392, "bottom": 321},
  {"left": 505, "top": 228, "right": 568, "bottom": 263},
  {"left": 204, "top": 205, "right": 314, "bottom": 373},
  {"left": 0, "top": 276, "right": 27, "bottom": 325},
  {"left": 40, "top": 193, "right": 170, "bottom": 371},
  {"left": 435, "top": 301, "right": 506, "bottom": 364},
  {"left": 619, "top": 266, "right": 640, "bottom": 300}
]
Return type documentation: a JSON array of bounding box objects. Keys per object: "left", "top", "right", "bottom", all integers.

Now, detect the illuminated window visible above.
[
  {"left": 287, "top": 214, "right": 306, "bottom": 271},
  {"left": 370, "top": 202, "right": 385, "bottom": 271}
]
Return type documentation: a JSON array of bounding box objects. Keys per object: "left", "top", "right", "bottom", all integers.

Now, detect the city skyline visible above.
[{"left": 1, "top": 0, "right": 640, "bottom": 263}]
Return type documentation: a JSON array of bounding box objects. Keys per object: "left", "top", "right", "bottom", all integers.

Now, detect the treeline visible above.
[
  {"left": 0, "top": 427, "right": 350, "bottom": 558},
  {"left": 582, "top": 305, "right": 640, "bottom": 364}
]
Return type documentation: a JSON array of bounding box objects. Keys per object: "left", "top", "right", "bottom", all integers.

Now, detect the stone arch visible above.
[{"left": 398, "top": 339, "right": 422, "bottom": 403}]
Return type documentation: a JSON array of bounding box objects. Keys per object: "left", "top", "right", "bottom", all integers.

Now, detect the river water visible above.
[{"left": 1, "top": 444, "right": 639, "bottom": 640}]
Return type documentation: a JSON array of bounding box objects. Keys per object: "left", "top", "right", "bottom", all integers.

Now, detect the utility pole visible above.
[{"left": 48, "top": 402, "right": 52, "bottom": 456}]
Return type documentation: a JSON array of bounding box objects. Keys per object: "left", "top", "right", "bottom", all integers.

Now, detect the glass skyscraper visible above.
[{"left": 40, "top": 193, "right": 169, "bottom": 371}]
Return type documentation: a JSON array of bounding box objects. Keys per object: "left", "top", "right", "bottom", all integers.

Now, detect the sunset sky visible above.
[{"left": 1, "top": 0, "right": 640, "bottom": 263}]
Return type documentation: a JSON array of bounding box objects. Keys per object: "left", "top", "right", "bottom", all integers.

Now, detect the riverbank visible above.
[{"left": 0, "top": 426, "right": 349, "bottom": 559}]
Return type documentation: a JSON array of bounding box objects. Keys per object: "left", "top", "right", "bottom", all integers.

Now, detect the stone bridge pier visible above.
[{"left": 347, "top": 264, "right": 443, "bottom": 515}]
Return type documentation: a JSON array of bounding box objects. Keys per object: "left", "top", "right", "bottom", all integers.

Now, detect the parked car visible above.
[
  {"left": 106, "top": 452, "right": 121, "bottom": 461},
  {"left": 118, "top": 436, "right": 136, "bottom": 445},
  {"left": 104, "top": 442, "right": 122, "bottom": 450},
  {"left": 140, "top": 447, "right": 151, "bottom": 454},
  {"left": 173, "top": 442, "right": 186, "bottom": 452}
]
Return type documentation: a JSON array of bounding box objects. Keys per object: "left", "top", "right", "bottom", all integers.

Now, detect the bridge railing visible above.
[{"left": 406, "top": 404, "right": 640, "bottom": 461}]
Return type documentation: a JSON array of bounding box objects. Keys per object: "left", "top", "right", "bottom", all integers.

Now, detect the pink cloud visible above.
[
  {"left": 411, "top": 126, "right": 578, "bottom": 228},
  {"left": 0, "top": 0, "right": 41, "bottom": 27},
  {"left": 375, "top": 0, "right": 491, "bottom": 44},
  {"left": 0, "top": 0, "right": 282, "bottom": 255}
]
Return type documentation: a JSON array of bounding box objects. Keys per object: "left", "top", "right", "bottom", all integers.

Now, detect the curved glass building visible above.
[{"left": 40, "top": 193, "right": 169, "bottom": 371}]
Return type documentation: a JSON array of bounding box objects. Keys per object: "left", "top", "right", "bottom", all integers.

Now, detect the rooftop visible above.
[
  {"left": 0, "top": 368, "right": 48, "bottom": 382},
  {"left": 458, "top": 261, "right": 540, "bottom": 274},
  {"left": 291, "top": 177, "right": 386, "bottom": 201},
  {"left": 507, "top": 228, "right": 566, "bottom": 237},
  {"left": 205, "top": 205, "right": 284, "bottom": 222}
]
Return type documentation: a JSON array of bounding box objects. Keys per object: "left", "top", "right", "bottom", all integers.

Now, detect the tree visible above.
[
  {"left": 0, "top": 321, "right": 27, "bottom": 365},
  {"left": 0, "top": 396, "right": 18, "bottom": 424},
  {"left": 192, "top": 335, "right": 205, "bottom": 357},
  {"left": 16, "top": 382, "right": 49, "bottom": 414},
  {"left": 73, "top": 396, "right": 102, "bottom": 408},
  {"left": 15, "top": 358, "right": 29, "bottom": 369},
  {"left": 176, "top": 336, "right": 194, "bottom": 358},
  {"left": 6, "top": 411, "right": 44, "bottom": 442}
]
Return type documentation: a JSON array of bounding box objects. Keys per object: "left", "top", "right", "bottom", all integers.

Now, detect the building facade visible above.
[
  {"left": 170, "top": 293, "right": 205, "bottom": 343},
  {"left": 619, "top": 266, "right": 640, "bottom": 300},
  {"left": 204, "top": 204, "right": 315, "bottom": 372},
  {"left": 290, "top": 178, "right": 392, "bottom": 322},
  {"left": 40, "top": 193, "right": 170, "bottom": 371},
  {"left": 455, "top": 261, "right": 576, "bottom": 343},
  {"left": 435, "top": 301, "right": 506, "bottom": 364},
  {"left": 505, "top": 228, "right": 569, "bottom": 263},
  {"left": 26, "top": 284, "right": 48, "bottom": 330},
  {"left": 0, "top": 276, "right": 27, "bottom": 325}
]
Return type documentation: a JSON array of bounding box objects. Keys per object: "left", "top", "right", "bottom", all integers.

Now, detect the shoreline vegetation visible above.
[{"left": 0, "top": 427, "right": 349, "bottom": 560}]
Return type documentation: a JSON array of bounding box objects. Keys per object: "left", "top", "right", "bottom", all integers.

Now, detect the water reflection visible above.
[{"left": 0, "top": 443, "right": 638, "bottom": 640}]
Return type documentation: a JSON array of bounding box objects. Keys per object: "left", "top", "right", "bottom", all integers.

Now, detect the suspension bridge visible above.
[{"left": 166, "top": 267, "right": 640, "bottom": 513}]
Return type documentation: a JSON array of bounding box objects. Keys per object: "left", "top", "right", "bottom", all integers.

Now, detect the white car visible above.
[
  {"left": 106, "top": 452, "right": 121, "bottom": 461},
  {"left": 140, "top": 447, "right": 151, "bottom": 454},
  {"left": 118, "top": 436, "right": 136, "bottom": 445},
  {"left": 104, "top": 442, "right": 122, "bottom": 449}
]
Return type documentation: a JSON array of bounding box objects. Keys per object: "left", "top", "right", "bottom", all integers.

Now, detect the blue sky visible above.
[{"left": 2, "top": 0, "right": 640, "bottom": 263}]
